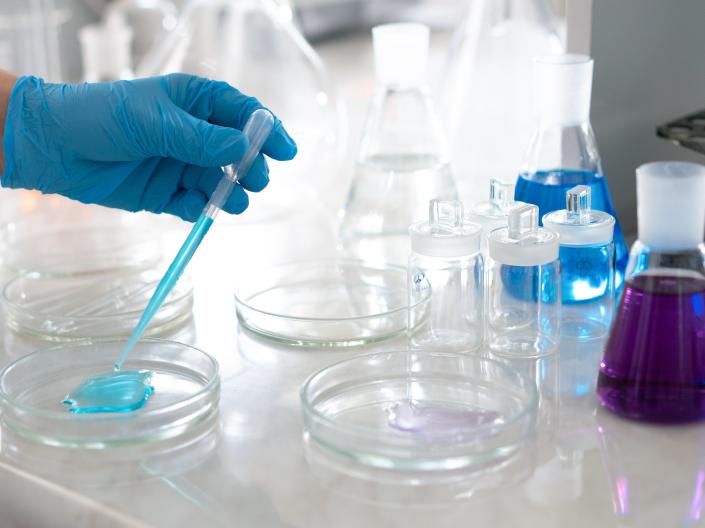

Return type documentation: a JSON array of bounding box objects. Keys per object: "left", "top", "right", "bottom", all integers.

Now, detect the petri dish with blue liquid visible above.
[{"left": 0, "top": 339, "right": 219, "bottom": 448}]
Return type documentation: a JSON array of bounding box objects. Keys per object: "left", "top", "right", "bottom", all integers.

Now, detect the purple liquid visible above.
[{"left": 597, "top": 274, "right": 705, "bottom": 422}]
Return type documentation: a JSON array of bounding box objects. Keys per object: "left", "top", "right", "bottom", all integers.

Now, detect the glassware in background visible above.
[
  {"left": 138, "top": 0, "right": 345, "bottom": 223},
  {"left": 79, "top": 18, "right": 134, "bottom": 81},
  {"left": 408, "top": 199, "right": 483, "bottom": 353},
  {"left": 597, "top": 161, "right": 705, "bottom": 423},
  {"left": 488, "top": 203, "right": 560, "bottom": 358},
  {"left": 0, "top": 0, "right": 67, "bottom": 81},
  {"left": 440, "top": 0, "right": 563, "bottom": 206},
  {"left": 543, "top": 185, "right": 615, "bottom": 340},
  {"left": 515, "top": 54, "right": 628, "bottom": 293},
  {"left": 340, "top": 23, "right": 458, "bottom": 266}
]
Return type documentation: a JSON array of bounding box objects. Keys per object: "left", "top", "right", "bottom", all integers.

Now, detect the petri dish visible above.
[
  {"left": 3, "top": 269, "right": 193, "bottom": 341},
  {"left": 235, "top": 259, "right": 424, "bottom": 347},
  {"left": 301, "top": 351, "right": 537, "bottom": 471},
  {"left": 0, "top": 339, "right": 219, "bottom": 448},
  {"left": 0, "top": 221, "right": 162, "bottom": 276}
]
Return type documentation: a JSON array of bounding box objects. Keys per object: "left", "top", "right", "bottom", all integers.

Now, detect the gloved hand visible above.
[{"left": 1, "top": 73, "right": 297, "bottom": 221}]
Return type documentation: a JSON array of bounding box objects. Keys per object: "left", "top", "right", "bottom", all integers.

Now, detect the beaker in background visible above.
[
  {"left": 0, "top": 0, "right": 67, "bottom": 81},
  {"left": 488, "top": 203, "right": 560, "bottom": 358},
  {"left": 440, "top": 0, "right": 563, "bottom": 206},
  {"left": 408, "top": 200, "right": 483, "bottom": 353},
  {"left": 339, "top": 23, "right": 458, "bottom": 266},
  {"left": 515, "top": 54, "right": 628, "bottom": 293},
  {"left": 138, "top": 0, "right": 345, "bottom": 222},
  {"left": 597, "top": 161, "right": 705, "bottom": 423}
]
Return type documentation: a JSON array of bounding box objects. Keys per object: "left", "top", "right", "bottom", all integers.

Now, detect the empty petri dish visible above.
[
  {"left": 0, "top": 339, "right": 219, "bottom": 448},
  {"left": 235, "top": 259, "right": 424, "bottom": 347},
  {"left": 0, "top": 221, "right": 162, "bottom": 276},
  {"left": 3, "top": 269, "right": 193, "bottom": 341},
  {"left": 301, "top": 351, "right": 537, "bottom": 471}
]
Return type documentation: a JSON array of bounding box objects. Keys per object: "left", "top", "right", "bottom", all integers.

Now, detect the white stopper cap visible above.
[
  {"left": 79, "top": 20, "right": 134, "bottom": 82},
  {"left": 372, "top": 23, "right": 429, "bottom": 88},
  {"left": 534, "top": 54, "right": 593, "bottom": 126},
  {"left": 410, "top": 199, "right": 481, "bottom": 258},
  {"left": 543, "top": 185, "right": 615, "bottom": 246},
  {"left": 636, "top": 161, "right": 705, "bottom": 251},
  {"left": 489, "top": 204, "right": 560, "bottom": 266}
]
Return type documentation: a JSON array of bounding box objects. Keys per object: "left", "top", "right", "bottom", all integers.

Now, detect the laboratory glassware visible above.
[
  {"left": 116, "top": 109, "right": 273, "bottom": 369},
  {"left": 488, "top": 203, "right": 560, "bottom": 358},
  {"left": 301, "top": 350, "right": 537, "bottom": 471},
  {"left": 0, "top": 339, "right": 219, "bottom": 448},
  {"left": 408, "top": 199, "right": 483, "bottom": 353},
  {"left": 440, "top": 0, "right": 563, "bottom": 206},
  {"left": 138, "top": 0, "right": 344, "bottom": 222},
  {"left": 515, "top": 54, "right": 627, "bottom": 295},
  {"left": 339, "top": 23, "right": 458, "bottom": 266},
  {"left": 79, "top": 20, "right": 134, "bottom": 82},
  {"left": 235, "top": 259, "right": 424, "bottom": 347},
  {"left": 597, "top": 161, "right": 705, "bottom": 423},
  {"left": 543, "top": 185, "right": 615, "bottom": 340},
  {"left": 3, "top": 269, "right": 193, "bottom": 341}
]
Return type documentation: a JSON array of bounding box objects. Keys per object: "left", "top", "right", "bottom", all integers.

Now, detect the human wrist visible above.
[{"left": 0, "top": 70, "right": 19, "bottom": 178}]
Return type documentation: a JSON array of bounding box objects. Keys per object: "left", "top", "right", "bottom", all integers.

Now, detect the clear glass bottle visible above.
[
  {"left": 440, "top": 0, "right": 563, "bottom": 206},
  {"left": 488, "top": 203, "right": 560, "bottom": 357},
  {"left": 408, "top": 199, "right": 483, "bottom": 353},
  {"left": 340, "top": 23, "right": 458, "bottom": 266},
  {"left": 515, "top": 55, "right": 628, "bottom": 295},
  {"left": 138, "top": 0, "right": 344, "bottom": 223},
  {"left": 543, "top": 185, "right": 615, "bottom": 340},
  {"left": 597, "top": 161, "right": 705, "bottom": 423}
]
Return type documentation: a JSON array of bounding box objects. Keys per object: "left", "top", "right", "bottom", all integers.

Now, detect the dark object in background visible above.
[{"left": 657, "top": 110, "right": 705, "bottom": 156}]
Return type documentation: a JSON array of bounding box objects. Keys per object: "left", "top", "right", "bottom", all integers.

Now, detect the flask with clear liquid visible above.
[
  {"left": 597, "top": 161, "right": 705, "bottom": 423},
  {"left": 515, "top": 55, "right": 628, "bottom": 296},
  {"left": 339, "top": 23, "right": 458, "bottom": 266}
]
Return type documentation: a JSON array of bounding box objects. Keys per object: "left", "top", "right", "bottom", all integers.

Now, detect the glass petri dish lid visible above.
[
  {"left": 3, "top": 269, "right": 193, "bottom": 341},
  {"left": 235, "top": 259, "right": 424, "bottom": 347},
  {"left": 0, "top": 221, "right": 163, "bottom": 276},
  {"left": 301, "top": 351, "right": 537, "bottom": 471},
  {"left": 0, "top": 339, "right": 219, "bottom": 448}
]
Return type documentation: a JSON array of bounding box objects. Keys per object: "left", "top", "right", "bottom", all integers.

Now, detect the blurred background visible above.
[{"left": 2, "top": 0, "right": 704, "bottom": 237}]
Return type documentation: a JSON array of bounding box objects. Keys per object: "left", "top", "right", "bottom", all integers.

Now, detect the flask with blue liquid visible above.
[
  {"left": 515, "top": 54, "right": 627, "bottom": 296},
  {"left": 543, "top": 185, "right": 615, "bottom": 341}
]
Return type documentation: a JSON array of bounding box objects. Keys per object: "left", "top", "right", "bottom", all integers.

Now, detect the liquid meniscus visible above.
[{"left": 63, "top": 370, "right": 154, "bottom": 414}]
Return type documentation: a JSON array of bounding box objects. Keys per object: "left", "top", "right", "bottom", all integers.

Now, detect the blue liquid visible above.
[
  {"left": 63, "top": 370, "right": 154, "bottom": 414},
  {"left": 115, "top": 213, "right": 214, "bottom": 369},
  {"left": 558, "top": 243, "right": 613, "bottom": 303},
  {"left": 500, "top": 262, "right": 561, "bottom": 304},
  {"left": 515, "top": 170, "right": 627, "bottom": 299}
]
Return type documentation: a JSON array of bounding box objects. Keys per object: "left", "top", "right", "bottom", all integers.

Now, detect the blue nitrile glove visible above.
[{"left": 1, "top": 74, "right": 297, "bottom": 221}]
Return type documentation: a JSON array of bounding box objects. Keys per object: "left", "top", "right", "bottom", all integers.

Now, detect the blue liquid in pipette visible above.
[
  {"left": 63, "top": 213, "right": 214, "bottom": 414},
  {"left": 515, "top": 170, "right": 628, "bottom": 298},
  {"left": 62, "top": 370, "right": 154, "bottom": 414}
]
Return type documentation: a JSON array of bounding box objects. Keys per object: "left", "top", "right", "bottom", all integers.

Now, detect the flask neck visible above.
[
  {"left": 626, "top": 241, "right": 705, "bottom": 283},
  {"left": 522, "top": 121, "right": 602, "bottom": 176}
]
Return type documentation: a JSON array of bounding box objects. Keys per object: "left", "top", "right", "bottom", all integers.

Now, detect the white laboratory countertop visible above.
[{"left": 0, "top": 33, "right": 701, "bottom": 528}]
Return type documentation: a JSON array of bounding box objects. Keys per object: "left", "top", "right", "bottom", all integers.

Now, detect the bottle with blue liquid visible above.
[{"left": 515, "top": 54, "right": 627, "bottom": 296}]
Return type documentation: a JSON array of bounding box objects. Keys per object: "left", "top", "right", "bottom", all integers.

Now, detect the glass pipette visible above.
[{"left": 114, "top": 109, "right": 275, "bottom": 370}]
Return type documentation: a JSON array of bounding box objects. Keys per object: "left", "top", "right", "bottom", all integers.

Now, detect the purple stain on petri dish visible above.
[
  {"left": 386, "top": 399, "right": 502, "bottom": 441},
  {"left": 597, "top": 274, "right": 705, "bottom": 423}
]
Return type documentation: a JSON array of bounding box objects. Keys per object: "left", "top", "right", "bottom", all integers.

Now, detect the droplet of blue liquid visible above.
[{"left": 62, "top": 370, "right": 155, "bottom": 414}]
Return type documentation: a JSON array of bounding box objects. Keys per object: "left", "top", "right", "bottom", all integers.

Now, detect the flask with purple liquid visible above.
[
  {"left": 597, "top": 161, "right": 705, "bottom": 423},
  {"left": 515, "top": 55, "right": 628, "bottom": 296}
]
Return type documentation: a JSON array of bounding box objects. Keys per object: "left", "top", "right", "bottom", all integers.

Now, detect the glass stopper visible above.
[
  {"left": 489, "top": 179, "right": 515, "bottom": 211},
  {"left": 507, "top": 203, "right": 538, "bottom": 241},
  {"left": 429, "top": 199, "right": 463, "bottom": 234},
  {"left": 566, "top": 185, "right": 591, "bottom": 225}
]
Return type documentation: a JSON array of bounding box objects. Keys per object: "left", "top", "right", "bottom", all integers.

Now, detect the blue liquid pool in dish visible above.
[{"left": 62, "top": 369, "right": 154, "bottom": 414}]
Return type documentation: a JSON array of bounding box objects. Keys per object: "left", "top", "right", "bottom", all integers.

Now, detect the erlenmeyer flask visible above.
[
  {"left": 339, "top": 23, "right": 458, "bottom": 266},
  {"left": 440, "top": 0, "right": 563, "bottom": 206},
  {"left": 597, "top": 162, "right": 705, "bottom": 423},
  {"left": 515, "top": 55, "right": 628, "bottom": 295},
  {"left": 138, "top": 0, "right": 344, "bottom": 222}
]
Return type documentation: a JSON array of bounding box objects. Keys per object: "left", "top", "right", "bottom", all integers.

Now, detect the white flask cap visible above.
[
  {"left": 373, "top": 23, "right": 429, "bottom": 88},
  {"left": 410, "top": 199, "right": 481, "bottom": 258},
  {"left": 543, "top": 185, "right": 615, "bottom": 246},
  {"left": 636, "top": 161, "right": 705, "bottom": 251},
  {"left": 489, "top": 204, "right": 560, "bottom": 266},
  {"left": 534, "top": 54, "right": 593, "bottom": 126}
]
